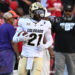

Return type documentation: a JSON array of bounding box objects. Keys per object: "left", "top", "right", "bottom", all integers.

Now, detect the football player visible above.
[{"left": 13, "top": 2, "right": 53, "bottom": 75}]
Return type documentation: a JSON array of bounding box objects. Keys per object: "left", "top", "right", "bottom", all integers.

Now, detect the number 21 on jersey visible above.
[{"left": 28, "top": 33, "right": 43, "bottom": 46}]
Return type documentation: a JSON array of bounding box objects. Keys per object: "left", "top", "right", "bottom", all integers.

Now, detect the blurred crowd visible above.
[
  {"left": 0, "top": 0, "right": 75, "bottom": 24},
  {"left": 0, "top": 0, "right": 75, "bottom": 25}
]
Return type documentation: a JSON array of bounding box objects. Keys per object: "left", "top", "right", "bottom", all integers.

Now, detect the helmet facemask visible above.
[{"left": 33, "top": 9, "right": 45, "bottom": 21}]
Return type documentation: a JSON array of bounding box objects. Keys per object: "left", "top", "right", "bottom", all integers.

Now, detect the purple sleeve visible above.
[{"left": 8, "top": 25, "right": 15, "bottom": 41}]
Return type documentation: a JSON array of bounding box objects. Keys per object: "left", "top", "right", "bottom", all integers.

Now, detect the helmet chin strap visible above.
[{"left": 63, "top": 14, "right": 74, "bottom": 21}]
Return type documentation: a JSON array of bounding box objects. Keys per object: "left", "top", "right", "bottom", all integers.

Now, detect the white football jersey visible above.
[{"left": 17, "top": 18, "right": 52, "bottom": 57}]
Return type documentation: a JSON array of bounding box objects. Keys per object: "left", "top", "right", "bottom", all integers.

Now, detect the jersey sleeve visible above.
[
  {"left": 13, "top": 18, "right": 24, "bottom": 43},
  {"left": 17, "top": 18, "right": 25, "bottom": 34}
]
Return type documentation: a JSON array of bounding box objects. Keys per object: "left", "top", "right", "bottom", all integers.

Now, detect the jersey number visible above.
[{"left": 28, "top": 33, "right": 42, "bottom": 46}]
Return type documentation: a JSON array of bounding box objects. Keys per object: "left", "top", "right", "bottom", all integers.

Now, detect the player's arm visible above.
[
  {"left": 13, "top": 26, "right": 29, "bottom": 43},
  {"left": 13, "top": 19, "right": 28, "bottom": 43},
  {"left": 44, "top": 37, "right": 55, "bottom": 58},
  {"left": 44, "top": 29, "right": 55, "bottom": 58},
  {"left": 44, "top": 28, "right": 53, "bottom": 48}
]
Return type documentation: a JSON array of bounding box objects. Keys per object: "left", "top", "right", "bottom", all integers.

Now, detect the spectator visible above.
[
  {"left": 52, "top": 4, "right": 75, "bottom": 75},
  {"left": 9, "top": 10, "right": 23, "bottom": 69},
  {"left": 9, "top": 10, "right": 24, "bottom": 53},
  {"left": 0, "top": 12, "right": 19, "bottom": 75},
  {"left": 47, "top": 0, "right": 63, "bottom": 17},
  {"left": 13, "top": 2, "right": 53, "bottom": 75}
]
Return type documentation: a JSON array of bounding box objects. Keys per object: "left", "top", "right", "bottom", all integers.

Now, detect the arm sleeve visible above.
[{"left": 44, "top": 28, "right": 53, "bottom": 48}]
